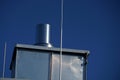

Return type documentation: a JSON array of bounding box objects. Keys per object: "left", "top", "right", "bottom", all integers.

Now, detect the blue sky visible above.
[{"left": 0, "top": 0, "right": 120, "bottom": 80}]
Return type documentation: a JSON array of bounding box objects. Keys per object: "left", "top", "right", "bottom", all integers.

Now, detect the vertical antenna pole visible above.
[
  {"left": 59, "top": 0, "right": 64, "bottom": 80},
  {"left": 2, "top": 42, "right": 7, "bottom": 78}
]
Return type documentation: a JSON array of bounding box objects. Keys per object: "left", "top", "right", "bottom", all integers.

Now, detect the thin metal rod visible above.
[
  {"left": 59, "top": 0, "right": 64, "bottom": 80},
  {"left": 2, "top": 42, "right": 7, "bottom": 78}
]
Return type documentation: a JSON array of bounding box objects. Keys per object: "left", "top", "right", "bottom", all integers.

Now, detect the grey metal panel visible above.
[
  {"left": 0, "top": 78, "right": 28, "bottom": 80},
  {"left": 51, "top": 53, "right": 86, "bottom": 80},
  {"left": 15, "top": 49, "right": 50, "bottom": 80},
  {"left": 15, "top": 44, "right": 90, "bottom": 54}
]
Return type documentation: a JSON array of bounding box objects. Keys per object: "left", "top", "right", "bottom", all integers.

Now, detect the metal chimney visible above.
[{"left": 35, "top": 24, "right": 52, "bottom": 47}]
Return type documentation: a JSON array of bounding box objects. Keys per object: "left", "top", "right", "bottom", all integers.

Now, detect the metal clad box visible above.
[{"left": 10, "top": 44, "right": 89, "bottom": 80}]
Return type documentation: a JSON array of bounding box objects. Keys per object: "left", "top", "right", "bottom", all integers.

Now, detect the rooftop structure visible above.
[
  {"left": 1, "top": 24, "right": 90, "bottom": 80},
  {"left": 9, "top": 44, "right": 89, "bottom": 80}
]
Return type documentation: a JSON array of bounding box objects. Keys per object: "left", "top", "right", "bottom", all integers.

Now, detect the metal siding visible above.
[
  {"left": 51, "top": 53, "right": 86, "bottom": 80},
  {"left": 16, "top": 49, "right": 50, "bottom": 80},
  {"left": 10, "top": 44, "right": 89, "bottom": 80}
]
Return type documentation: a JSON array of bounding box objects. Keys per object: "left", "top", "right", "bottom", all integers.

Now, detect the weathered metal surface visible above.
[
  {"left": 13, "top": 49, "right": 50, "bottom": 80},
  {"left": 52, "top": 54, "right": 86, "bottom": 80}
]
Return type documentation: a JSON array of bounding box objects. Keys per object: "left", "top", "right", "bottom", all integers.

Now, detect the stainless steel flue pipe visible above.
[{"left": 36, "top": 24, "right": 52, "bottom": 47}]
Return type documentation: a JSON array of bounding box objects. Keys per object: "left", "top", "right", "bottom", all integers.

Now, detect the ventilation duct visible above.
[{"left": 35, "top": 24, "right": 52, "bottom": 47}]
